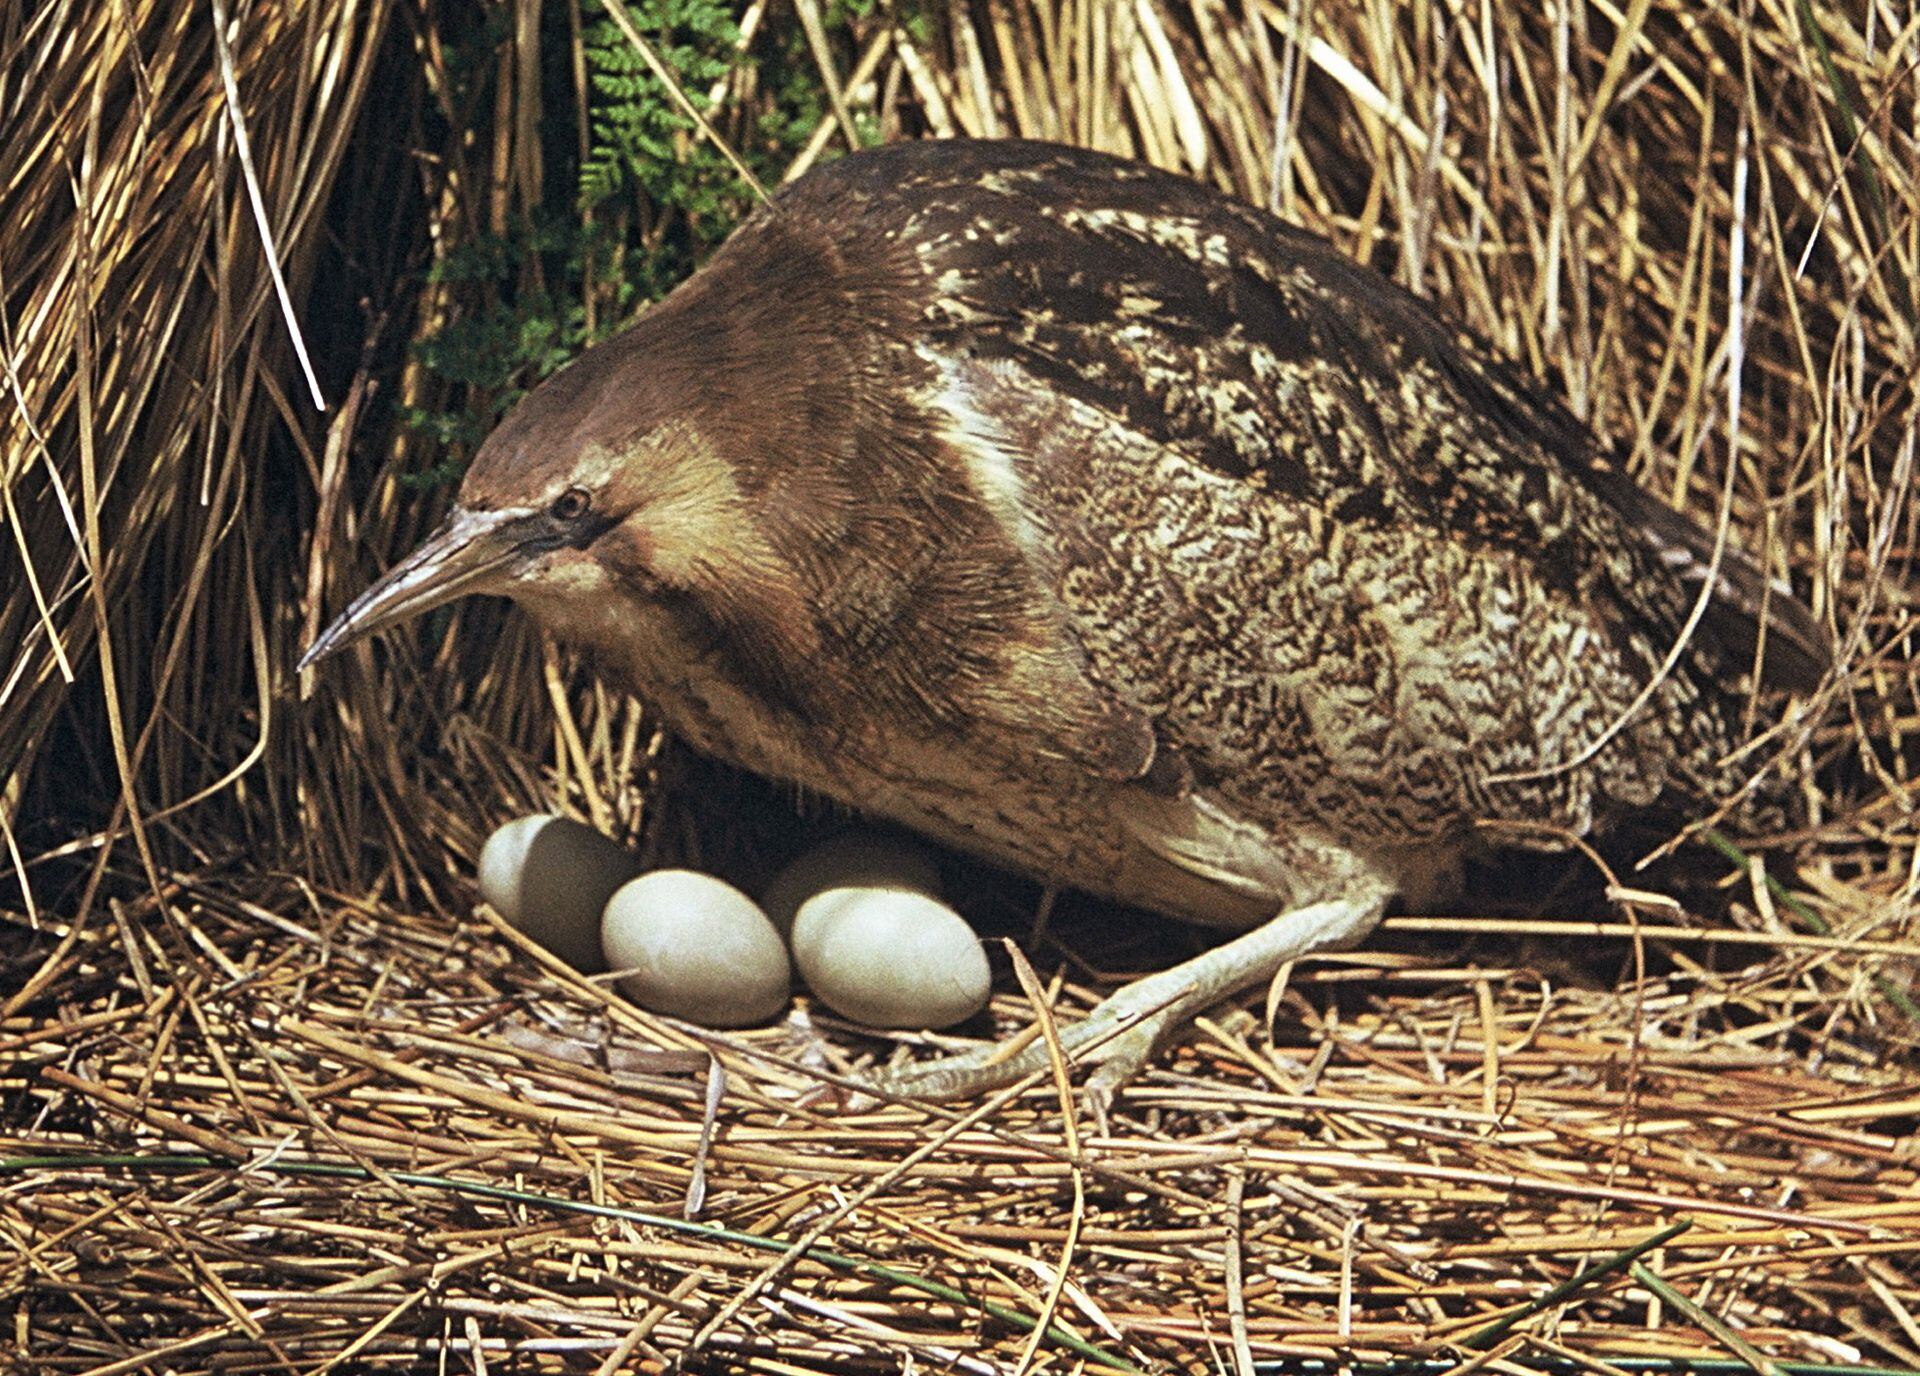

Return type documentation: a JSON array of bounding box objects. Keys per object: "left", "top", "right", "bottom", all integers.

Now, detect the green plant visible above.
[{"left": 404, "top": 0, "right": 862, "bottom": 481}]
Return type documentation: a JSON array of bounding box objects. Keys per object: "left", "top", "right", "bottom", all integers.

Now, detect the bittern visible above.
[{"left": 303, "top": 139, "right": 1829, "bottom": 1098}]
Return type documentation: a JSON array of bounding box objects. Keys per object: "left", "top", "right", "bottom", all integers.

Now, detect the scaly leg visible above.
[{"left": 873, "top": 891, "right": 1388, "bottom": 1100}]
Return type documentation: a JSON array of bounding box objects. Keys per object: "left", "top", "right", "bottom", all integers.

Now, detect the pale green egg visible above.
[
  {"left": 602, "top": 870, "right": 791, "bottom": 1028},
  {"left": 792, "top": 887, "right": 990, "bottom": 1030},
  {"left": 760, "top": 831, "right": 942, "bottom": 937},
  {"left": 477, "top": 814, "right": 641, "bottom": 973}
]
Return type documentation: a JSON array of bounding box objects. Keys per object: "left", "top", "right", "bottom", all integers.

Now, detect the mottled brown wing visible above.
[
  {"left": 1573, "top": 462, "right": 1830, "bottom": 693},
  {"left": 791, "top": 138, "right": 1825, "bottom": 698}
]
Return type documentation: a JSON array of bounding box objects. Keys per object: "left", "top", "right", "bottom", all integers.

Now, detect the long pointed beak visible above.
[{"left": 299, "top": 506, "right": 532, "bottom": 671}]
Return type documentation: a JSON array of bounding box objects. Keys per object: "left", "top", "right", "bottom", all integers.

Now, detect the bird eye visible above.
[{"left": 549, "top": 487, "right": 591, "bottom": 522}]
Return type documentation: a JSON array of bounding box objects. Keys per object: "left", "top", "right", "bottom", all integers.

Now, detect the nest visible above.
[{"left": 3, "top": 0, "right": 1917, "bottom": 1371}]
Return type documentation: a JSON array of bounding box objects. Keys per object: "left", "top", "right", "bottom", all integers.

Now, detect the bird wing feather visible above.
[{"left": 805, "top": 139, "right": 1827, "bottom": 699}]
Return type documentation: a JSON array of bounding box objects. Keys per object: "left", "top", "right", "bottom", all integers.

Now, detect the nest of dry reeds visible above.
[{"left": 3, "top": 1, "right": 1917, "bottom": 1371}]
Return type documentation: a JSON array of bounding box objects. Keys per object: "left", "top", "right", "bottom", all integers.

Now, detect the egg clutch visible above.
[{"left": 476, "top": 816, "right": 992, "bottom": 1031}]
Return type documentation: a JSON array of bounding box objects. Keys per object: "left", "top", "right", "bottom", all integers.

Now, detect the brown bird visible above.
[{"left": 303, "top": 138, "right": 1829, "bottom": 1098}]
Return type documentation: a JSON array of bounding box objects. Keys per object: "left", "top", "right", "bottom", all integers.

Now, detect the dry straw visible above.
[{"left": 3, "top": 0, "right": 1917, "bottom": 1372}]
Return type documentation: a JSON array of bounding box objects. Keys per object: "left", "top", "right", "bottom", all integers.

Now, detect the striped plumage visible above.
[{"left": 307, "top": 139, "right": 1827, "bottom": 1094}]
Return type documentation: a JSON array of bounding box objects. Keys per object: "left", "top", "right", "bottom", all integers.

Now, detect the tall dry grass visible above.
[
  {"left": 0, "top": 0, "right": 392, "bottom": 914},
  {"left": 3, "top": 0, "right": 1912, "bottom": 923}
]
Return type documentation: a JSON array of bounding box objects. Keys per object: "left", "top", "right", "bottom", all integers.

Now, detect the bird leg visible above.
[{"left": 872, "top": 891, "right": 1389, "bottom": 1101}]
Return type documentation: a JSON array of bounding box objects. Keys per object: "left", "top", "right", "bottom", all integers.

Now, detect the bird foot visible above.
[
  {"left": 871, "top": 982, "right": 1182, "bottom": 1101},
  {"left": 865, "top": 892, "right": 1388, "bottom": 1102}
]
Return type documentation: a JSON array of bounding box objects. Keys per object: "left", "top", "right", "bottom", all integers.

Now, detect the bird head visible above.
[{"left": 298, "top": 273, "right": 816, "bottom": 676}]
